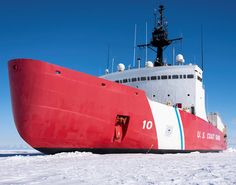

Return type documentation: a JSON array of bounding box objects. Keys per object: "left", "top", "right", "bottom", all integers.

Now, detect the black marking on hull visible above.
[{"left": 35, "top": 148, "right": 222, "bottom": 155}]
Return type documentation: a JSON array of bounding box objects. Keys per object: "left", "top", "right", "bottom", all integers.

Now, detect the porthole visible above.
[
  {"left": 55, "top": 70, "right": 61, "bottom": 74},
  {"left": 13, "top": 64, "right": 18, "bottom": 71}
]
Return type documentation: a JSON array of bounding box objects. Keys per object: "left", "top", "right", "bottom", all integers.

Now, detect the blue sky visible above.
[{"left": 0, "top": 0, "right": 235, "bottom": 148}]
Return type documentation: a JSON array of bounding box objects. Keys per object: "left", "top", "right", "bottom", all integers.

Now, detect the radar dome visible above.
[
  {"left": 105, "top": 69, "right": 109, "bottom": 74},
  {"left": 176, "top": 54, "right": 185, "bottom": 64},
  {"left": 117, "top": 63, "right": 125, "bottom": 72},
  {"left": 145, "top": 61, "right": 154, "bottom": 68}
]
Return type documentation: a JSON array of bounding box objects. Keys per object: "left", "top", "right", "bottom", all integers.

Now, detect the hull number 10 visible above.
[{"left": 142, "top": 120, "right": 153, "bottom": 130}]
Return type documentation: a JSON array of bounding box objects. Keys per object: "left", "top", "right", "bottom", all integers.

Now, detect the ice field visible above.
[{"left": 0, "top": 149, "right": 236, "bottom": 185}]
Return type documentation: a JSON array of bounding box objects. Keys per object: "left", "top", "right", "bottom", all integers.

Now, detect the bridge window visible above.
[
  {"left": 172, "top": 75, "right": 178, "bottom": 79},
  {"left": 120, "top": 73, "right": 196, "bottom": 83},
  {"left": 123, "top": 79, "right": 128, "bottom": 83},
  {"left": 197, "top": 76, "right": 202, "bottom": 82},
  {"left": 151, "top": 76, "right": 157, "bottom": 80},
  {"left": 187, "top": 74, "right": 194, "bottom": 79},
  {"left": 161, "top": 75, "right": 167, "bottom": 80},
  {"left": 141, "top": 77, "right": 146, "bottom": 81}
]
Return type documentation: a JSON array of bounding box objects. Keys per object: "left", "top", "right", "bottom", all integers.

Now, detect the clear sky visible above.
[{"left": 0, "top": 0, "right": 235, "bottom": 148}]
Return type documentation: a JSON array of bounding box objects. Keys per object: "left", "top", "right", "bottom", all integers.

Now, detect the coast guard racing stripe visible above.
[{"left": 148, "top": 99, "right": 185, "bottom": 150}]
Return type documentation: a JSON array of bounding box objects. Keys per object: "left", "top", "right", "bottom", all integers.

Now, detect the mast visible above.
[
  {"left": 201, "top": 25, "right": 204, "bottom": 71},
  {"left": 138, "top": 5, "right": 182, "bottom": 67},
  {"left": 133, "top": 24, "right": 137, "bottom": 68},
  {"left": 145, "top": 21, "right": 148, "bottom": 63}
]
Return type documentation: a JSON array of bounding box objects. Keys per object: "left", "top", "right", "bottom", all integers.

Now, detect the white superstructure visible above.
[
  {"left": 207, "top": 113, "right": 226, "bottom": 132},
  {"left": 101, "top": 63, "right": 207, "bottom": 121}
]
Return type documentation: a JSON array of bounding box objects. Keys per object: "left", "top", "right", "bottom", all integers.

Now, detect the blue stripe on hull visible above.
[{"left": 175, "top": 108, "right": 184, "bottom": 150}]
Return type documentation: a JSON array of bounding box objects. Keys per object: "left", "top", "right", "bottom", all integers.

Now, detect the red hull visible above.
[{"left": 8, "top": 59, "right": 227, "bottom": 154}]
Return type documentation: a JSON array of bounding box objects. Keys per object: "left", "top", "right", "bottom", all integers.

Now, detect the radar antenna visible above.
[{"left": 138, "top": 5, "right": 182, "bottom": 67}]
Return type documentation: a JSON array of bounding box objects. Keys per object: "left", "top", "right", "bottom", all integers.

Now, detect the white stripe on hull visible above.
[{"left": 148, "top": 99, "right": 185, "bottom": 150}]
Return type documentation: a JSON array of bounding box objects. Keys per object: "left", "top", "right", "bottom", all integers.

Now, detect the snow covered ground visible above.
[{"left": 0, "top": 149, "right": 236, "bottom": 185}]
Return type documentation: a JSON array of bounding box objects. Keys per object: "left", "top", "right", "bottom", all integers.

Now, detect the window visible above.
[
  {"left": 176, "top": 103, "right": 182, "bottom": 108},
  {"left": 158, "top": 76, "right": 160, "bottom": 80},
  {"left": 161, "top": 75, "right": 167, "bottom": 80},
  {"left": 168, "top": 75, "right": 171, "bottom": 79},
  {"left": 180, "top": 75, "right": 182, "bottom": 79},
  {"left": 183, "top": 75, "right": 186, "bottom": 79},
  {"left": 197, "top": 76, "right": 202, "bottom": 82},
  {"left": 187, "top": 74, "right": 194, "bottom": 79},
  {"left": 172, "top": 75, "right": 178, "bottom": 79},
  {"left": 115, "top": 80, "right": 119, "bottom": 83},
  {"left": 147, "top": 77, "right": 150, "bottom": 81},
  {"left": 131, "top": 78, "right": 137, "bottom": 82},
  {"left": 141, "top": 77, "right": 146, "bottom": 81},
  {"left": 137, "top": 77, "right": 140, "bottom": 81},
  {"left": 123, "top": 79, "right": 128, "bottom": 83},
  {"left": 119, "top": 80, "right": 122, "bottom": 83},
  {"left": 151, "top": 76, "right": 157, "bottom": 80},
  {"left": 191, "top": 106, "right": 195, "bottom": 115}
]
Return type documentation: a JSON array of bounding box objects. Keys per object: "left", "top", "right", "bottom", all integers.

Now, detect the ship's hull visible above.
[{"left": 8, "top": 59, "right": 227, "bottom": 154}]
